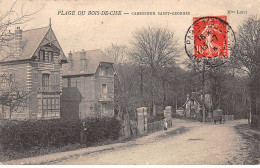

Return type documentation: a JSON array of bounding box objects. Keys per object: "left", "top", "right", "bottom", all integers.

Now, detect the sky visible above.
[{"left": 1, "top": 0, "right": 259, "bottom": 61}]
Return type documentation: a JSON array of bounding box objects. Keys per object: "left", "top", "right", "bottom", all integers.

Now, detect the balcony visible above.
[
  {"left": 99, "top": 93, "right": 114, "bottom": 102},
  {"left": 37, "top": 85, "right": 60, "bottom": 93}
]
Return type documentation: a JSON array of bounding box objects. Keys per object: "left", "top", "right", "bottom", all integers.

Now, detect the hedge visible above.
[{"left": 0, "top": 117, "right": 121, "bottom": 152}]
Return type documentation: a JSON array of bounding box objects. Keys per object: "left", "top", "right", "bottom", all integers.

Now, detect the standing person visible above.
[{"left": 163, "top": 118, "right": 168, "bottom": 131}]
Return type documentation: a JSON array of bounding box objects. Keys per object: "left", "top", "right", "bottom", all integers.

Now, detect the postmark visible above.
[{"left": 185, "top": 16, "right": 236, "bottom": 66}]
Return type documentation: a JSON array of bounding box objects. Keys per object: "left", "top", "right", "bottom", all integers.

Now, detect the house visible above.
[
  {"left": 61, "top": 49, "right": 115, "bottom": 119},
  {"left": 0, "top": 21, "right": 67, "bottom": 120},
  {"left": 183, "top": 93, "right": 201, "bottom": 117},
  {"left": 183, "top": 92, "right": 212, "bottom": 117}
]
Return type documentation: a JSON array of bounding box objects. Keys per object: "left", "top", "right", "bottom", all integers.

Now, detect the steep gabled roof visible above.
[
  {"left": 183, "top": 92, "right": 202, "bottom": 107},
  {"left": 20, "top": 27, "right": 50, "bottom": 61},
  {"left": 62, "top": 49, "right": 113, "bottom": 76},
  {"left": 0, "top": 26, "right": 67, "bottom": 63}
]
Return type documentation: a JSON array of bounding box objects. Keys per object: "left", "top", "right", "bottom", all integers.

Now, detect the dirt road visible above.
[{"left": 52, "top": 119, "right": 255, "bottom": 165}]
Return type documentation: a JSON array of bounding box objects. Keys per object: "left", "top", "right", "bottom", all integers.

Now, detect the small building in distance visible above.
[
  {"left": 0, "top": 22, "right": 67, "bottom": 120},
  {"left": 183, "top": 93, "right": 202, "bottom": 117},
  {"left": 61, "top": 49, "right": 115, "bottom": 119},
  {"left": 183, "top": 92, "right": 212, "bottom": 118}
]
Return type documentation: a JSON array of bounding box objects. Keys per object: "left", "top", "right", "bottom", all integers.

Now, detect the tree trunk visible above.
[
  {"left": 148, "top": 72, "right": 153, "bottom": 116},
  {"left": 162, "top": 79, "right": 166, "bottom": 107},
  {"left": 250, "top": 75, "right": 258, "bottom": 127}
]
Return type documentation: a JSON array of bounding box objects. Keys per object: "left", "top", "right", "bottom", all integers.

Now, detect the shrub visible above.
[{"left": 0, "top": 117, "right": 121, "bottom": 152}]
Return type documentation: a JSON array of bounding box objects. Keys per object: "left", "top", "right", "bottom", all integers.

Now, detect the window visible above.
[
  {"left": 39, "top": 50, "right": 45, "bottom": 60},
  {"left": 42, "top": 74, "right": 49, "bottom": 86},
  {"left": 45, "top": 51, "right": 53, "bottom": 62},
  {"left": 55, "top": 97, "right": 59, "bottom": 111},
  {"left": 41, "top": 97, "right": 60, "bottom": 118},
  {"left": 39, "top": 50, "right": 53, "bottom": 62},
  {"left": 49, "top": 51, "right": 53, "bottom": 61},
  {"left": 101, "top": 84, "right": 107, "bottom": 99},
  {"left": 44, "top": 51, "right": 48, "bottom": 61},
  {"left": 102, "top": 84, "right": 107, "bottom": 95}
]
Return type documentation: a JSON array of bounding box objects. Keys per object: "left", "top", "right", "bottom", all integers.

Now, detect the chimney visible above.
[
  {"left": 14, "top": 27, "right": 22, "bottom": 56},
  {"left": 68, "top": 51, "right": 73, "bottom": 71},
  {"left": 80, "top": 49, "right": 86, "bottom": 73}
]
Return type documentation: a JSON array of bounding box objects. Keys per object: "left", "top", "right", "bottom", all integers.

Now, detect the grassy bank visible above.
[{"left": 235, "top": 124, "right": 260, "bottom": 165}]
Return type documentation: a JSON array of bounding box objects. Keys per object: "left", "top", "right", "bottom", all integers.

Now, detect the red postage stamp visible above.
[{"left": 193, "top": 16, "right": 228, "bottom": 59}]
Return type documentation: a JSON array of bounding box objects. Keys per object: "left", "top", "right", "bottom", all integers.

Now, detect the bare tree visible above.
[
  {"left": 130, "top": 26, "right": 180, "bottom": 109},
  {"left": 232, "top": 15, "right": 260, "bottom": 127},
  {"left": 0, "top": 74, "right": 29, "bottom": 119},
  {"left": 0, "top": 0, "right": 44, "bottom": 60},
  {"left": 104, "top": 44, "right": 129, "bottom": 64}
]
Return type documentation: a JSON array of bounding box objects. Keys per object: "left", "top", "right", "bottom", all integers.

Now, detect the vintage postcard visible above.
[{"left": 0, "top": 0, "right": 259, "bottom": 165}]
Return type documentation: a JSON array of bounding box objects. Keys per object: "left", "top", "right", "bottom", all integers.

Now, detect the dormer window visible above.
[
  {"left": 46, "top": 51, "right": 53, "bottom": 62},
  {"left": 39, "top": 50, "right": 53, "bottom": 62},
  {"left": 39, "top": 50, "right": 45, "bottom": 60}
]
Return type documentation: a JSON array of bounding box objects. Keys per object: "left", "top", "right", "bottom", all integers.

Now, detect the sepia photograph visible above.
[{"left": 0, "top": 0, "right": 259, "bottom": 165}]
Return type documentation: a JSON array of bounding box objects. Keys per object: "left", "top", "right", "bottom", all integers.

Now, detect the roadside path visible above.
[
  {"left": 56, "top": 120, "right": 249, "bottom": 165},
  {"left": 3, "top": 119, "right": 252, "bottom": 165}
]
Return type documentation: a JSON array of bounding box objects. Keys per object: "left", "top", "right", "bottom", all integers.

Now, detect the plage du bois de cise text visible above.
[{"left": 57, "top": 10, "right": 191, "bottom": 16}]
